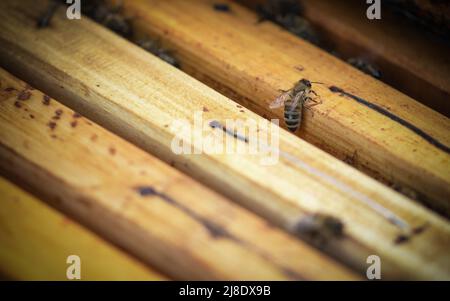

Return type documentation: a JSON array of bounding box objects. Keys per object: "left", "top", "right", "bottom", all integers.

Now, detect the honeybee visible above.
[
  {"left": 213, "top": 3, "right": 231, "bottom": 12},
  {"left": 278, "top": 15, "right": 321, "bottom": 46},
  {"left": 257, "top": 0, "right": 303, "bottom": 21},
  {"left": 79, "top": 0, "right": 132, "bottom": 38},
  {"left": 269, "top": 79, "right": 321, "bottom": 132},
  {"left": 257, "top": 0, "right": 321, "bottom": 46},
  {"left": 37, "top": 0, "right": 60, "bottom": 28},
  {"left": 292, "top": 213, "right": 344, "bottom": 247}
]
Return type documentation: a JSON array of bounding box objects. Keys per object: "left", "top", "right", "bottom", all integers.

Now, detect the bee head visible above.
[{"left": 299, "top": 79, "right": 312, "bottom": 88}]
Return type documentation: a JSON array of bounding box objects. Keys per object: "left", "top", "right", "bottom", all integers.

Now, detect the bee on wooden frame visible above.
[
  {"left": 269, "top": 78, "right": 322, "bottom": 132},
  {"left": 84, "top": 0, "right": 132, "bottom": 38},
  {"left": 292, "top": 213, "right": 344, "bottom": 247},
  {"left": 136, "top": 39, "right": 179, "bottom": 68},
  {"left": 37, "top": 0, "right": 132, "bottom": 38}
]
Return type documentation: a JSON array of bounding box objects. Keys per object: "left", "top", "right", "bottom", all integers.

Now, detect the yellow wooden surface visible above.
[
  {"left": 0, "top": 68, "right": 358, "bottom": 280},
  {"left": 0, "top": 177, "right": 166, "bottom": 280},
  {"left": 114, "top": 0, "right": 450, "bottom": 215},
  {"left": 0, "top": 0, "right": 448, "bottom": 279}
]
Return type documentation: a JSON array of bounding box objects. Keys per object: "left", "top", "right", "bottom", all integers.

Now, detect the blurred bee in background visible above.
[
  {"left": 269, "top": 78, "right": 321, "bottom": 132},
  {"left": 347, "top": 57, "right": 382, "bottom": 79},
  {"left": 37, "top": 0, "right": 177, "bottom": 67},
  {"left": 37, "top": 0, "right": 132, "bottom": 38},
  {"left": 37, "top": 0, "right": 60, "bottom": 28},
  {"left": 292, "top": 213, "right": 345, "bottom": 247},
  {"left": 213, "top": 3, "right": 231, "bottom": 12},
  {"left": 136, "top": 39, "right": 179, "bottom": 68},
  {"left": 257, "top": 0, "right": 321, "bottom": 46}
]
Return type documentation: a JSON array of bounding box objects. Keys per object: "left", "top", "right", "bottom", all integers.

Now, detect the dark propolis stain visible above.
[
  {"left": 17, "top": 90, "right": 32, "bottom": 101},
  {"left": 135, "top": 186, "right": 230, "bottom": 239},
  {"left": 55, "top": 109, "right": 63, "bottom": 116},
  {"left": 47, "top": 121, "right": 57, "bottom": 130},
  {"left": 329, "top": 86, "right": 450, "bottom": 154},
  {"left": 4, "top": 87, "right": 16, "bottom": 92},
  {"left": 209, "top": 120, "right": 249, "bottom": 143},
  {"left": 43, "top": 95, "right": 51, "bottom": 105},
  {"left": 73, "top": 112, "right": 82, "bottom": 118},
  {"left": 70, "top": 121, "right": 78, "bottom": 128},
  {"left": 213, "top": 3, "right": 231, "bottom": 12},
  {"left": 14, "top": 101, "right": 22, "bottom": 108}
]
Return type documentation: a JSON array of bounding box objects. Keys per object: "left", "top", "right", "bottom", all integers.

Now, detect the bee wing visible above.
[
  {"left": 287, "top": 91, "right": 304, "bottom": 112},
  {"left": 269, "top": 91, "right": 290, "bottom": 109}
]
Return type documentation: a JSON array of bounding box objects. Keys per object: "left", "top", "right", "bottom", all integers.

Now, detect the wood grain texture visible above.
[
  {"left": 0, "top": 177, "right": 166, "bottom": 280},
  {"left": 0, "top": 68, "right": 358, "bottom": 280},
  {"left": 0, "top": 0, "right": 448, "bottom": 279},
  {"left": 385, "top": 0, "right": 450, "bottom": 39},
  {"left": 115, "top": 0, "right": 450, "bottom": 214}
]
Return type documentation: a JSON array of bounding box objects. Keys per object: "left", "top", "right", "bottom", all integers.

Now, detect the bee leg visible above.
[
  {"left": 305, "top": 98, "right": 321, "bottom": 107},
  {"left": 304, "top": 97, "right": 321, "bottom": 118}
]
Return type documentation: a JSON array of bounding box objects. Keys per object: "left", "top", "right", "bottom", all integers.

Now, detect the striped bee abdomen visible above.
[{"left": 284, "top": 101, "right": 302, "bottom": 132}]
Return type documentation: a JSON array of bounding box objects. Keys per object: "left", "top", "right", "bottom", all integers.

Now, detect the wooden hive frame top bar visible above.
[{"left": 238, "top": 0, "right": 450, "bottom": 117}]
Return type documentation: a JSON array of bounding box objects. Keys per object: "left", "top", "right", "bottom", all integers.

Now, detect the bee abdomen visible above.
[{"left": 284, "top": 105, "right": 301, "bottom": 132}]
